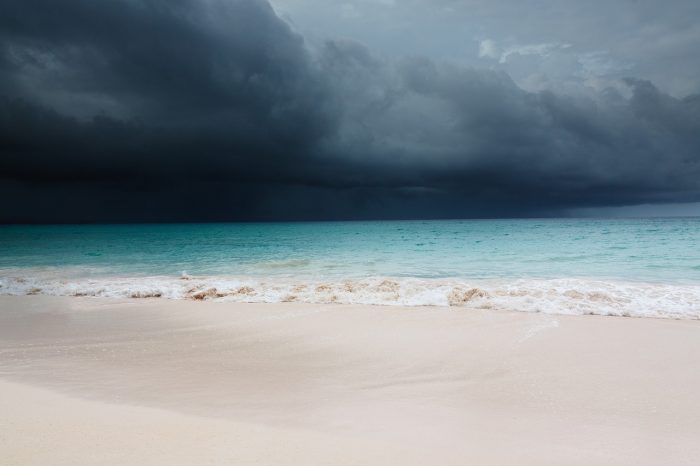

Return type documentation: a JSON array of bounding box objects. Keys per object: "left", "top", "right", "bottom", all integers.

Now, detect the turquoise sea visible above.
[{"left": 1, "top": 219, "right": 699, "bottom": 318}]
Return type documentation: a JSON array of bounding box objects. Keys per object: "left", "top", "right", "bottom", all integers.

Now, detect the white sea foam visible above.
[{"left": 1, "top": 268, "right": 699, "bottom": 320}]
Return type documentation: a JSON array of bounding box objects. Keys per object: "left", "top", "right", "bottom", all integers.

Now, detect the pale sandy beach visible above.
[{"left": 1, "top": 295, "right": 699, "bottom": 465}]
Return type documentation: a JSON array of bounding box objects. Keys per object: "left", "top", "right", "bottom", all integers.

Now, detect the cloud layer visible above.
[{"left": 1, "top": 0, "right": 699, "bottom": 221}]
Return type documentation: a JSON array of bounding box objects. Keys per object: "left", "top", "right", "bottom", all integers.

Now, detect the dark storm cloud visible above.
[
  {"left": 1, "top": 0, "right": 699, "bottom": 222},
  {"left": 313, "top": 43, "right": 700, "bottom": 209}
]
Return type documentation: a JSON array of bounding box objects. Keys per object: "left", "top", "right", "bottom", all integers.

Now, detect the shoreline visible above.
[
  {"left": 2, "top": 295, "right": 700, "bottom": 464},
  {"left": 2, "top": 273, "right": 699, "bottom": 319}
]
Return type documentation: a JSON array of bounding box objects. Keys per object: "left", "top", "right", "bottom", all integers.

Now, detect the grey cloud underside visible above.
[{"left": 1, "top": 0, "right": 699, "bottom": 221}]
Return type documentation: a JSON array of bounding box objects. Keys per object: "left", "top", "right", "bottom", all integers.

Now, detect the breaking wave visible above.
[{"left": 1, "top": 269, "right": 699, "bottom": 320}]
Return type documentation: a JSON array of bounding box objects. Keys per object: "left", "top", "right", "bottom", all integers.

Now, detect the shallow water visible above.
[{"left": 1, "top": 219, "right": 699, "bottom": 318}]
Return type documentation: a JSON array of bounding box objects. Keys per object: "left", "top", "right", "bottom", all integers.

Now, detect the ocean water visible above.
[{"left": 1, "top": 219, "right": 699, "bottom": 319}]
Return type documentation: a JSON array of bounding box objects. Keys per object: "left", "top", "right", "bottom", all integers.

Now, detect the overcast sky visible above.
[{"left": 1, "top": 0, "right": 699, "bottom": 222}]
